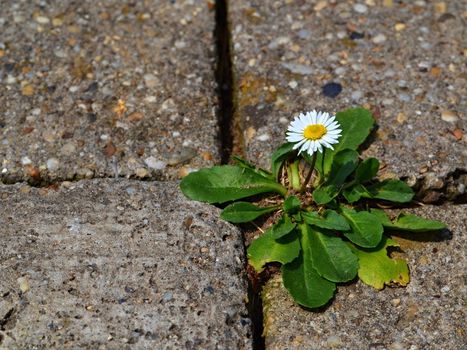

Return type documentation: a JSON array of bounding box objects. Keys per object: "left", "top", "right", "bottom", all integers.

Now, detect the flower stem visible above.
[
  {"left": 301, "top": 153, "right": 317, "bottom": 192},
  {"left": 289, "top": 159, "right": 301, "bottom": 191}
]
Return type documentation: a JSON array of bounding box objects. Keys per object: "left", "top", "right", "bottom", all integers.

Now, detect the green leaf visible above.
[
  {"left": 282, "top": 224, "right": 336, "bottom": 308},
  {"left": 342, "top": 184, "right": 368, "bottom": 203},
  {"left": 368, "top": 208, "right": 393, "bottom": 227},
  {"left": 232, "top": 155, "right": 272, "bottom": 179},
  {"left": 349, "top": 236, "right": 410, "bottom": 290},
  {"left": 283, "top": 195, "right": 301, "bottom": 215},
  {"left": 308, "top": 226, "right": 359, "bottom": 282},
  {"left": 316, "top": 108, "right": 374, "bottom": 176},
  {"left": 328, "top": 149, "right": 359, "bottom": 186},
  {"left": 269, "top": 215, "right": 297, "bottom": 240},
  {"left": 220, "top": 202, "right": 278, "bottom": 223},
  {"left": 180, "top": 165, "right": 287, "bottom": 204},
  {"left": 340, "top": 207, "right": 383, "bottom": 248},
  {"left": 271, "top": 142, "right": 295, "bottom": 180},
  {"left": 282, "top": 254, "right": 336, "bottom": 309},
  {"left": 391, "top": 213, "right": 446, "bottom": 232},
  {"left": 355, "top": 158, "right": 379, "bottom": 183},
  {"left": 248, "top": 228, "right": 300, "bottom": 273},
  {"left": 369, "top": 209, "right": 446, "bottom": 232},
  {"left": 312, "top": 185, "right": 339, "bottom": 205},
  {"left": 364, "top": 179, "right": 414, "bottom": 203},
  {"left": 302, "top": 210, "right": 350, "bottom": 231}
]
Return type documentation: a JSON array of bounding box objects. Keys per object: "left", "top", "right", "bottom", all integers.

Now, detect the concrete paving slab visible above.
[
  {"left": 0, "top": 180, "right": 251, "bottom": 349},
  {"left": 0, "top": 1, "right": 219, "bottom": 183},
  {"left": 229, "top": 0, "right": 466, "bottom": 199},
  {"left": 261, "top": 205, "right": 466, "bottom": 350}
]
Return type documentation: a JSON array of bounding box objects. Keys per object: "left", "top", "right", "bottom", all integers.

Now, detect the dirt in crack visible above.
[
  {"left": 214, "top": 0, "right": 236, "bottom": 164},
  {"left": 214, "top": 1, "right": 264, "bottom": 348}
]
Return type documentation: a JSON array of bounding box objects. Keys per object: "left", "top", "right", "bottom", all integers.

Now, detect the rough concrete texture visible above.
[
  {"left": 0, "top": 1, "right": 219, "bottom": 183},
  {"left": 0, "top": 180, "right": 251, "bottom": 349},
  {"left": 261, "top": 205, "right": 466, "bottom": 350},
  {"left": 229, "top": 0, "right": 466, "bottom": 200}
]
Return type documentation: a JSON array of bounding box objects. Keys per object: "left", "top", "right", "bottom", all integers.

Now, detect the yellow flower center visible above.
[{"left": 303, "top": 124, "right": 327, "bottom": 140}]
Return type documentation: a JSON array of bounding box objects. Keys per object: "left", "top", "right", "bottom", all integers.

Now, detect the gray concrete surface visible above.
[
  {"left": 261, "top": 205, "right": 466, "bottom": 350},
  {"left": 229, "top": 0, "right": 466, "bottom": 200},
  {"left": 0, "top": 0, "right": 219, "bottom": 183},
  {"left": 0, "top": 180, "right": 251, "bottom": 349}
]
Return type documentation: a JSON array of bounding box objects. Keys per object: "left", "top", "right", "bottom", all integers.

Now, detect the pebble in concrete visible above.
[
  {"left": 0, "top": 180, "right": 251, "bottom": 349},
  {"left": 0, "top": 1, "right": 219, "bottom": 183},
  {"left": 261, "top": 205, "right": 466, "bottom": 350},
  {"left": 229, "top": 0, "right": 466, "bottom": 199}
]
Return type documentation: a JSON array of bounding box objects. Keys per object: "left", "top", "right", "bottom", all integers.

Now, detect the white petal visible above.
[
  {"left": 326, "top": 132, "right": 341, "bottom": 139},
  {"left": 290, "top": 120, "right": 303, "bottom": 131},
  {"left": 312, "top": 141, "right": 319, "bottom": 153},
  {"left": 316, "top": 141, "right": 323, "bottom": 153},
  {"left": 302, "top": 112, "right": 311, "bottom": 126},
  {"left": 298, "top": 140, "right": 310, "bottom": 154},
  {"left": 315, "top": 112, "right": 322, "bottom": 125},
  {"left": 319, "top": 138, "right": 333, "bottom": 149},
  {"left": 327, "top": 122, "right": 340, "bottom": 130},
  {"left": 286, "top": 133, "right": 304, "bottom": 142},
  {"left": 325, "top": 133, "right": 339, "bottom": 142},
  {"left": 288, "top": 125, "right": 304, "bottom": 133},
  {"left": 322, "top": 134, "right": 339, "bottom": 144},
  {"left": 326, "top": 134, "right": 341, "bottom": 140},
  {"left": 328, "top": 126, "right": 341, "bottom": 134},
  {"left": 324, "top": 116, "right": 336, "bottom": 127},
  {"left": 327, "top": 127, "right": 342, "bottom": 134},
  {"left": 313, "top": 111, "right": 319, "bottom": 124},
  {"left": 298, "top": 115, "right": 309, "bottom": 129},
  {"left": 290, "top": 118, "right": 299, "bottom": 126},
  {"left": 292, "top": 138, "right": 307, "bottom": 150}
]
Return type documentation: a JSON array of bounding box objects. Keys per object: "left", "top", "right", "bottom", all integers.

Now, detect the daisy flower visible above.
[{"left": 286, "top": 110, "right": 342, "bottom": 156}]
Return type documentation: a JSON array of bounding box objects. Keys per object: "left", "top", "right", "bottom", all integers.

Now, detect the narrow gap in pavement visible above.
[
  {"left": 0, "top": 175, "right": 165, "bottom": 188},
  {"left": 214, "top": 0, "right": 234, "bottom": 164},
  {"left": 214, "top": 1, "right": 265, "bottom": 349}
]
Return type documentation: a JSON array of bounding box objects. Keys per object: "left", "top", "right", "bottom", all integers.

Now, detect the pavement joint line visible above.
[
  {"left": 215, "top": 1, "right": 264, "bottom": 348},
  {"left": 215, "top": 0, "right": 235, "bottom": 164},
  {"left": 0, "top": 166, "right": 464, "bottom": 205},
  {"left": 0, "top": 175, "right": 164, "bottom": 188}
]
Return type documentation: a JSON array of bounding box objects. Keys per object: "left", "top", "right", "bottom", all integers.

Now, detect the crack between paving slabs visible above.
[
  {"left": 0, "top": 174, "right": 175, "bottom": 188},
  {"left": 0, "top": 171, "right": 465, "bottom": 206},
  {"left": 214, "top": 0, "right": 265, "bottom": 348}
]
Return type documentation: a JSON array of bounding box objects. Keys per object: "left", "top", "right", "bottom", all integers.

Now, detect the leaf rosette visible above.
[{"left": 180, "top": 108, "right": 447, "bottom": 309}]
